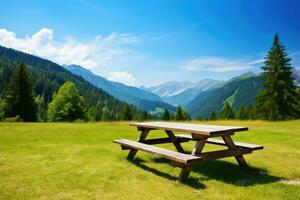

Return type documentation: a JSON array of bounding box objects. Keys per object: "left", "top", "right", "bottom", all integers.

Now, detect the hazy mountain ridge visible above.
[
  {"left": 145, "top": 78, "right": 220, "bottom": 106},
  {"left": 67, "top": 65, "right": 176, "bottom": 113}
]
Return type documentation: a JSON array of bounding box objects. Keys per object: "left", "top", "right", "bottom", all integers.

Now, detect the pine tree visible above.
[
  {"left": 182, "top": 110, "right": 191, "bottom": 121},
  {"left": 208, "top": 111, "right": 218, "bottom": 120},
  {"left": 220, "top": 102, "right": 235, "bottom": 119},
  {"left": 4, "top": 63, "right": 37, "bottom": 121},
  {"left": 175, "top": 106, "right": 184, "bottom": 121},
  {"left": 236, "top": 105, "right": 247, "bottom": 120},
  {"left": 256, "top": 34, "right": 299, "bottom": 120},
  {"left": 123, "top": 103, "right": 133, "bottom": 121},
  {"left": 162, "top": 109, "right": 170, "bottom": 121},
  {"left": 47, "top": 81, "right": 85, "bottom": 121}
]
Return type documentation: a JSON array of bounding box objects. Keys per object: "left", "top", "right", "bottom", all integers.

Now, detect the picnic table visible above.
[{"left": 114, "top": 122, "right": 263, "bottom": 181}]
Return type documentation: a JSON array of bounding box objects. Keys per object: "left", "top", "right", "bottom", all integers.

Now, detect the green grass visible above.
[{"left": 0, "top": 120, "right": 299, "bottom": 200}]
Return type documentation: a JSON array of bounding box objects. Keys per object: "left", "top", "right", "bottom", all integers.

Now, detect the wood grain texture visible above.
[
  {"left": 176, "top": 134, "right": 263, "bottom": 150},
  {"left": 130, "top": 122, "right": 248, "bottom": 136},
  {"left": 114, "top": 139, "right": 202, "bottom": 165}
]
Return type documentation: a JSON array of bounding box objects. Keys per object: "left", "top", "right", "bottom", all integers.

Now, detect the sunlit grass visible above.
[{"left": 0, "top": 120, "right": 299, "bottom": 199}]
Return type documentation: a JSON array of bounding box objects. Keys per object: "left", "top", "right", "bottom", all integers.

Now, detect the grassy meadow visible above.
[{"left": 0, "top": 120, "right": 299, "bottom": 200}]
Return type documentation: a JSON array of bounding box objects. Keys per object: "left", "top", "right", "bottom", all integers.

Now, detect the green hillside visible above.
[
  {"left": 186, "top": 73, "right": 262, "bottom": 118},
  {"left": 67, "top": 65, "right": 176, "bottom": 113},
  {"left": 0, "top": 46, "right": 147, "bottom": 121}
]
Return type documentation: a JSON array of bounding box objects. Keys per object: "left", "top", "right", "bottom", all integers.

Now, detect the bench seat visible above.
[
  {"left": 176, "top": 134, "right": 263, "bottom": 150},
  {"left": 114, "top": 139, "right": 202, "bottom": 165}
]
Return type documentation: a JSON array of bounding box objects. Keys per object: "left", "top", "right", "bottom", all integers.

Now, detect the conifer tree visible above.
[
  {"left": 123, "top": 103, "right": 133, "bottom": 121},
  {"left": 174, "top": 106, "right": 184, "bottom": 121},
  {"left": 4, "top": 63, "right": 37, "bottom": 121},
  {"left": 236, "top": 105, "right": 247, "bottom": 120},
  {"left": 209, "top": 111, "right": 218, "bottom": 120},
  {"left": 182, "top": 110, "right": 191, "bottom": 121},
  {"left": 256, "top": 34, "right": 299, "bottom": 120},
  {"left": 220, "top": 102, "right": 235, "bottom": 119},
  {"left": 162, "top": 109, "right": 170, "bottom": 121}
]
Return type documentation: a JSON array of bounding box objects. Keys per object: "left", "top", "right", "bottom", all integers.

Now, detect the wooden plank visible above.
[
  {"left": 222, "top": 136, "right": 248, "bottom": 167},
  {"left": 165, "top": 130, "right": 185, "bottom": 153},
  {"left": 127, "top": 128, "right": 150, "bottom": 159},
  {"left": 130, "top": 122, "right": 248, "bottom": 136},
  {"left": 176, "top": 134, "right": 263, "bottom": 150},
  {"left": 114, "top": 139, "right": 202, "bottom": 165},
  {"left": 200, "top": 148, "right": 253, "bottom": 161},
  {"left": 143, "top": 137, "right": 190, "bottom": 145}
]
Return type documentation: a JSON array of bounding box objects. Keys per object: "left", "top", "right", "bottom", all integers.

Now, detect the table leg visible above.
[
  {"left": 178, "top": 137, "right": 207, "bottom": 182},
  {"left": 178, "top": 166, "right": 192, "bottom": 182},
  {"left": 165, "top": 130, "right": 185, "bottom": 153},
  {"left": 192, "top": 138, "right": 207, "bottom": 155},
  {"left": 222, "top": 135, "right": 248, "bottom": 167},
  {"left": 127, "top": 128, "right": 150, "bottom": 159}
]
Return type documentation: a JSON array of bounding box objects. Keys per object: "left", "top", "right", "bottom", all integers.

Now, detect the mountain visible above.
[
  {"left": 161, "top": 79, "right": 220, "bottom": 106},
  {"left": 186, "top": 72, "right": 262, "bottom": 119},
  {"left": 147, "top": 81, "right": 194, "bottom": 97},
  {"left": 0, "top": 45, "right": 147, "bottom": 121},
  {"left": 146, "top": 79, "right": 219, "bottom": 106},
  {"left": 67, "top": 65, "right": 175, "bottom": 113},
  {"left": 293, "top": 68, "right": 300, "bottom": 86}
]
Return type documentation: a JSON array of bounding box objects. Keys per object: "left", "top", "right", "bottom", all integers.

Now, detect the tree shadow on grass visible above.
[
  {"left": 129, "top": 158, "right": 206, "bottom": 189},
  {"left": 129, "top": 157, "right": 281, "bottom": 189}
]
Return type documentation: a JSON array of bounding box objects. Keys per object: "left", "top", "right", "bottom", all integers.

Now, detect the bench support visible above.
[
  {"left": 222, "top": 136, "right": 248, "bottom": 167},
  {"left": 178, "top": 166, "right": 192, "bottom": 182},
  {"left": 127, "top": 128, "right": 150, "bottom": 159},
  {"left": 165, "top": 130, "right": 185, "bottom": 153}
]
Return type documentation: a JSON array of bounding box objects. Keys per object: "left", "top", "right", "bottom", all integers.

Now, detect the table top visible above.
[{"left": 130, "top": 122, "right": 248, "bottom": 136}]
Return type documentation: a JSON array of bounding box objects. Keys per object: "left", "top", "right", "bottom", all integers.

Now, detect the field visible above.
[{"left": 0, "top": 120, "right": 299, "bottom": 200}]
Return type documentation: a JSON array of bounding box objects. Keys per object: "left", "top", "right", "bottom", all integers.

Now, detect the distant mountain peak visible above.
[{"left": 66, "top": 64, "right": 93, "bottom": 74}]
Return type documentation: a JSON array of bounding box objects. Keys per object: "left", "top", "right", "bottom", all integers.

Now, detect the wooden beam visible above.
[
  {"left": 143, "top": 137, "right": 190, "bottom": 145},
  {"left": 127, "top": 128, "right": 150, "bottom": 159},
  {"left": 178, "top": 166, "right": 192, "bottom": 182},
  {"left": 165, "top": 130, "right": 185, "bottom": 153},
  {"left": 222, "top": 136, "right": 248, "bottom": 167},
  {"left": 200, "top": 148, "right": 252, "bottom": 161},
  {"left": 192, "top": 138, "right": 207, "bottom": 155}
]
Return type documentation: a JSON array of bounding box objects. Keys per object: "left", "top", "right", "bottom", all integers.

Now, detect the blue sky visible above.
[{"left": 1, "top": 0, "right": 300, "bottom": 86}]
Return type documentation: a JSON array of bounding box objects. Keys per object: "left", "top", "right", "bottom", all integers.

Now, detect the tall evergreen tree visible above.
[
  {"left": 182, "top": 110, "right": 191, "bottom": 121},
  {"left": 208, "top": 111, "right": 218, "bottom": 120},
  {"left": 4, "top": 63, "right": 37, "bottom": 121},
  {"left": 236, "top": 105, "right": 247, "bottom": 120},
  {"left": 256, "top": 34, "right": 299, "bottom": 120},
  {"left": 220, "top": 102, "right": 235, "bottom": 119},
  {"left": 123, "top": 103, "right": 133, "bottom": 121},
  {"left": 162, "top": 109, "right": 170, "bottom": 121},
  {"left": 174, "top": 106, "right": 184, "bottom": 121}
]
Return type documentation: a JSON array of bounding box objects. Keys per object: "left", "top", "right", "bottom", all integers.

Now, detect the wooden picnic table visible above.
[{"left": 114, "top": 122, "right": 263, "bottom": 182}]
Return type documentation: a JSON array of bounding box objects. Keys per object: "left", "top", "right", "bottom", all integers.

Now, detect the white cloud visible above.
[
  {"left": 107, "top": 71, "right": 136, "bottom": 86},
  {"left": 183, "top": 56, "right": 264, "bottom": 72},
  {"left": 0, "top": 28, "right": 143, "bottom": 70}
]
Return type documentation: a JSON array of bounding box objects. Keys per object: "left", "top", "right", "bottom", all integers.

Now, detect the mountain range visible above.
[
  {"left": 145, "top": 79, "right": 220, "bottom": 106},
  {"left": 66, "top": 65, "right": 176, "bottom": 114}
]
